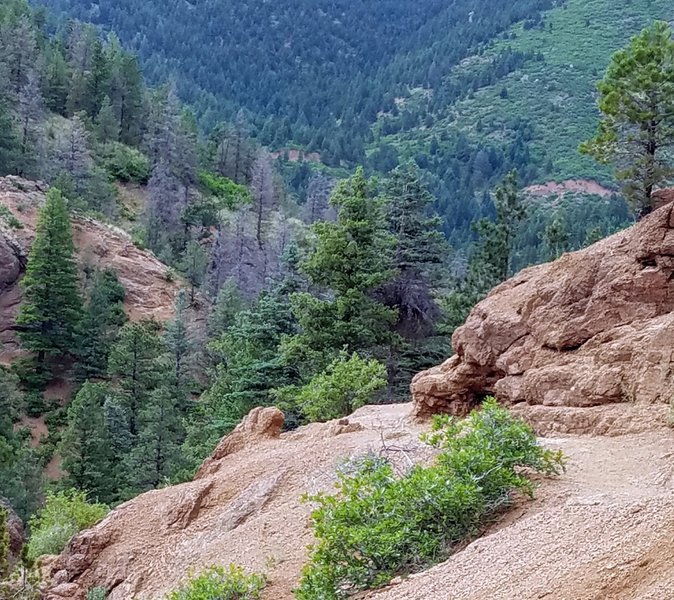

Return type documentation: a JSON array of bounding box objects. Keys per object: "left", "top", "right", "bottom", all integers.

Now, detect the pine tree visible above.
[
  {"left": 95, "top": 95, "right": 120, "bottom": 142},
  {"left": 542, "top": 215, "right": 570, "bottom": 261},
  {"left": 0, "top": 102, "right": 18, "bottom": 175},
  {"left": 108, "top": 320, "right": 165, "bottom": 435},
  {"left": 17, "top": 188, "right": 82, "bottom": 368},
  {"left": 163, "top": 290, "right": 192, "bottom": 396},
  {"left": 378, "top": 163, "right": 449, "bottom": 398},
  {"left": 380, "top": 163, "right": 446, "bottom": 338},
  {"left": 179, "top": 241, "right": 208, "bottom": 303},
  {"left": 208, "top": 278, "right": 246, "bottom": 338},
  {"left": 76, "top": 269, "right": 127, "bottom": 381},
  {"left": 129, "top": 384, "right": 185, "bottom": 491},
  {"left": 581, "top": 21, "right": 674, "bottom": 215},
  {"left": 101, "top": 395, "right": 133, "bottom": 501},
  {"left": 283, "top": 168, "right": 396, "bottom": 375},
  {"left": 59, "top": 382, "right": 115, "bottom": 503}
]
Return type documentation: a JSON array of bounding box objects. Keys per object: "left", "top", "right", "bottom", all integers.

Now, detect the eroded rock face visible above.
[
  {"left": 0, "top": 497, "right": 25, "bottom": 566},
  {"left": 413, "top": 201, "right": 674, "bottom": 428}
]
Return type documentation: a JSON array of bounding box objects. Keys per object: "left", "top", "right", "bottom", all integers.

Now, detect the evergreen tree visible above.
[
  {"left": 581, "top": 21, "right": 674, "bottom": 215},
  {"left": 542, "top": 215, "right": 570, "bottom": 260},
  {"left": 208, "top": 278, "right": 246, "bottom": 338},
  {"left": 0, "top": 507, "right": 9, "bottom": 580},
  {"left": 0, "top": 102, "right": 17, "bottom": 175},
  {"left": 129, "top": 383, "right": 185, "bottom": 490},
  {"left": 163, "top": 290, "right": 193, "bottom": 397},
  {"left": 101, "top": 395, "right": 132, "bottom": 499},
  {"left": 0, "top": 368, "right": 42, "bottom": 519},
  {"left": 60, "top": 382, "right": 115, "bottom": 502},
  {"left": 108, "top": 320, "right": 165, "bottom": 435},
  {"left": 378, "top": 163, "right": 449, "bottom": 397},
  {"left": 179, "top": 241, "right": 208, "bottom": 303},
  {"left": 76, "top": 269, "right": 127, "bottom": 381},
  {"left": 283, "top": 168, "right": 396, "bottom": 375},
  {"left": 95, "top": 95, "right": 120, "bottom": 142},
  {"left": 185, "top": 286, "right": 296, "bottom": 461},
  {"left": 17, "top": 188, "right": 82, "bottom": 368}
]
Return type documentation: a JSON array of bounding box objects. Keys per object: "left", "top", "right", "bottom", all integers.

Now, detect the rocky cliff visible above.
[
  {"left": 413, "top": 200, "right": 674, "bottom": 434},
  {"left": 0, "top": 177, "right": 181, "bottom": 362}
]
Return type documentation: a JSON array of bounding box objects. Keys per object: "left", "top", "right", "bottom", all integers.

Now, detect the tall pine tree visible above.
[{"left": 17, "top": 188, "right": 82, "bottom": 369}]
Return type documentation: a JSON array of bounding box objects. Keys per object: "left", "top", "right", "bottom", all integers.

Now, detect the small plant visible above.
[
  {"left": 295, "top": 398, "right": 564, "bottom": 599},
  {"left": 166, "top": 564, "right": 266, "bottom": 600},
  {"left": 165, "top": 268, "right": 176, "bottom": 283},
  {"left": 86, "top": 587, "right": 107, "bottom": 600},
  {"left": 26, "top": 491, "right": 108, "bottom": 560}
]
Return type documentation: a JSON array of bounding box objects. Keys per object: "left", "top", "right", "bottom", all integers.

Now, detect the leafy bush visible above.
[
  {"left": 26, "top": 491, "right": 108, "bottom": 560},
  {"left": 166, "top": 564, "right": 266, "bottom": 600},
  {"left": 295, "top": 398, "right": 564, "bottom": 599},
  {"left": 273, "top": 353, "right": 386, "bottom": 423},
  {"left": 101, "top": 142, "right": 150, "bottom": 184}
]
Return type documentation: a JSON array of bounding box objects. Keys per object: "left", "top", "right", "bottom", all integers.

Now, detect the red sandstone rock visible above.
[{"left": 412, "top": 201, "right": 674, "bottom": 426}]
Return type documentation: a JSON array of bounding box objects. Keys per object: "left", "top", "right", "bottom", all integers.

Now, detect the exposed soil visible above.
[{"left": 525, "top": 179, "right": 614, "bottom": 198}]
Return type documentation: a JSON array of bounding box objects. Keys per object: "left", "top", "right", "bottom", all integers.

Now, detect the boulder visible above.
[{"left": 413, "top": 200, "right": 674, "bottom": 427}]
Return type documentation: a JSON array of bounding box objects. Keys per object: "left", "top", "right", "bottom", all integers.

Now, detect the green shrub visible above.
[
  {"left": 26, "top": 491, "right": 108, "bottom": 560},
  {"left": 273, "top": 353, "right": 386, "bottom": 423},
  {"left": 167, "top": 564, "right": 266, "bottom": 600},
  {"left": 86, "top": 587, "right": 107, "bottom": 600},
  {"left": 101, "top": 142, "right": 150, "bottom": 184},
  {"left": 295, "top": 398, "right": 564, "bottom": 599}
]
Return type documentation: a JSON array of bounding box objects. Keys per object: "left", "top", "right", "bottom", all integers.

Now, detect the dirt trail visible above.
[{"left": 370, "top": 429, "right": 674, "bottom": 600}]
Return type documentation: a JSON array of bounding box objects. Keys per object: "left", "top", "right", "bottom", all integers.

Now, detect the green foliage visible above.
[
  {"left": 16, "top": 188, "right": 82, "bottom": 369},
  {"left": 0, "top": 508, "right": 9, "bottom": 580},
  {"left": 296, "top": 399, "right": 564, "bottom": 599},
  {"left": 198, "top": 171, "right": 250, "bottom": 210},
  {"left": 166, "top": 564, "right": 266, "bottom": 600},
  {"left": 284, "top": 168, "right": 396, "bottom": 374},
  {"left": 100, "top": 142, "right": 150, "bottom": 183},
  {"left": 76, "top": 269, "right": 127, "bottom": 381},
  {"left": 581, "top": 21, "right": 674, "bottom": 213},
  {"left": 179, "top": 241, "right": 209, "bottom": 302},
  {"left": 273, "top": 353, "right": 386, "bottom": 423},
  {"left": 0, "top": 368, "right": 42, "bottom": 519},
  {"left": 59, "top": 382, "right": 120, "bottom": 504},
  {"left": 108, "top": 320, "right": 165, "bottom": 435},
  {"left": 185, "top": 287, "right": 297, "bottom": 462},
  {"left": 86, "top": 588, "right": 108, "bottom": 600},
  {"left": 27, "top": 490, "right": 108, "bottom": 560}
]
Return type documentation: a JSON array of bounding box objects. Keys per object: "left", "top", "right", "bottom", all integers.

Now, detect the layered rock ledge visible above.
[{"left": 413, "top": 201, "right": 674, "bottom": 432}]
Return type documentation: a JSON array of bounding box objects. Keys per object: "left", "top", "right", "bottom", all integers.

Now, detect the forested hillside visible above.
[
  {"left": 31, "top": 0, "right": 674, "bottom": 254},
  {"left": 32, "top": 0, "right": 556, "bottom": 165}
]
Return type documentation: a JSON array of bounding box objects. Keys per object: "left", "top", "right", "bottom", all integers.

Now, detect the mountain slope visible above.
[{"left": 381, "top": 0, "right": 674, "bottom": 185}]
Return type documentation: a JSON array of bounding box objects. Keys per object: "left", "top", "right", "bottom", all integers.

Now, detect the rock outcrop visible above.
[
  {"left": 0, "top": 177, "right": 183, "bottom": 362},
  {"left": 0, "top": 497, "right": 24, "bottom": 567},
  {"left": 413, "top": 201, "right": 674, "bottom": 433},
  {"left": 44, "top": 404, "right": 420, "bottom": 600}
]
